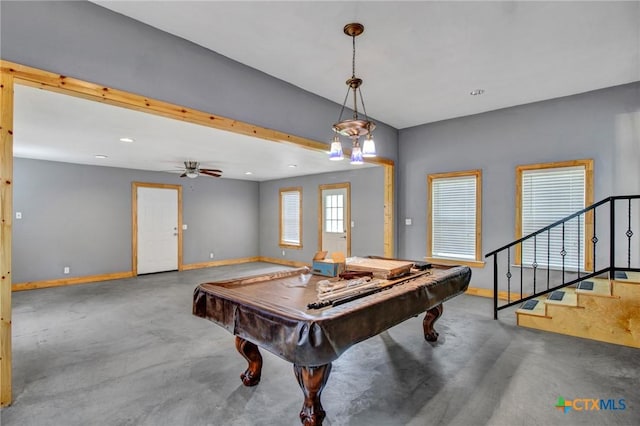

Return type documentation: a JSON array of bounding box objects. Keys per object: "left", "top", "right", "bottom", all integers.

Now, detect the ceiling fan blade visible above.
[
  {"left": 200, "top": 170, "right": 222, "bottom": 177},
  {"left": 200, "top": 168, "right": 223, "bottom": 173},
  {"left": 179, "top": 172, "right": 187, "bottom": 178}
]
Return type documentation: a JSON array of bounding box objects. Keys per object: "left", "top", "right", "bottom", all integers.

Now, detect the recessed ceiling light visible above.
[
  {"left": 95, "top": 154, "right": 108, "bottom": 159},
  {"left": 245, "top": 171, "right": 253, "bottom": 175},
  {"left": 288, "top": 164, "right": 297, "bottom": 168},
  {"left": 119, "top": 137, "right": 134, "bottom": 143},
  {"left": 470, "top": 89, "right": 485, "bottom": 96}
]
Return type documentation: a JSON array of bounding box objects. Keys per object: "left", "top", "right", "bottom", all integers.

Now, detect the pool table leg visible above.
[
  {"left": 293, "top": 363, "right": 332, "bottom": 426},
  {"left": 235, "top": 336, "right": 262, "bottom": 386},
  {"left": 423, "top": 304, "right": 444, "bottom": 342}
]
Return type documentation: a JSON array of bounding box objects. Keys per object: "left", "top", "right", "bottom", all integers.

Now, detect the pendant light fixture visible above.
[{"left": 329, "top": 23, "right": 376, "bottom": 164}]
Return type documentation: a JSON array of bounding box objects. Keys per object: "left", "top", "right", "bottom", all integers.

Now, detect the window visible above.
[
  {"left": 427, "top": 170, "right": 483, "bottom": 267},
  {"left": 325, "top": 193, "right": 344, "bottom": 233},
  {"left": 516, "top": 159, "right": 593, "bottom": 270},
  {"left": 280, "top": 187, "right": 302, "bottom": 248}
]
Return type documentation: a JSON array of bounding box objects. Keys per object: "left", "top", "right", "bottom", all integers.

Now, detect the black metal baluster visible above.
[
  {"left": 519, "top": 242, "right": 523, "bottom": 299},
  {"left": 627, "top": 198, "right": 633, "bottom": 268},
  {"left": 578, "top": 214, "right": 581, "bottom": 278},
  {"left": 507, "top": 249, "right": 512, "bottom": 305},
  {"left": 592, "top": 209, "right": 597, "bottom": 271},
  {"left": 532, "top": 235, "right": 537, "bottom": 294},
  {"left": 547, "top": 230, "right": 550, "bottom": 290},
  {"left": 561, "top": 222, "right": 566, "bottom": 284},
  {"left": 610, "top": 199, "right": 616, "bottom": 278},
  {"left": 493, "top": 254, "right": 498, "bottom": 320}
]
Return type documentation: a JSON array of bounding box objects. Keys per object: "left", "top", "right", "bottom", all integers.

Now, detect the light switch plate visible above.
[
  {"left": 405, "top": 218, "right": 412, "bottom": 225},
  {"left": 182, "top": 224, "right": 188, "bottom": 230},
  {"left": 16, "top": 212, "right": 22, "bottom": 219}
]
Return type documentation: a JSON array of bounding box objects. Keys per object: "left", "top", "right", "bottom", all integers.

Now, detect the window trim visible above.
[
  {"left": 279, "top": 187, "right": 303, "bottom": 249},
  {"left": 515, "top": 159, "right": 594, "bottom": 270},
  {"left": 426, "top": 169, "right": 484, "bottom": 268}
]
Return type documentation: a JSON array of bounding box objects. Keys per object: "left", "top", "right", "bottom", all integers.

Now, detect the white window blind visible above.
[
  {"left": 281, "top": 190, "right": 301, "bottom": 246},
  {"left": 521, "top": 166, "right": 585, "bottom": 269},
  {"left": 431, "top": 175, "right": 477, "bottom": 260}
]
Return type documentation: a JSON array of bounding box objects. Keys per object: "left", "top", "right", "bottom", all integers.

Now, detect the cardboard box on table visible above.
[{"left": 312, "top": 251, "right": 346, "bottom": 277}]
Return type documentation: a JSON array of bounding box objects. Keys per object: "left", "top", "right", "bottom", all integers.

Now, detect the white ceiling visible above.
[
  {"left": 93, "top": 0, "right": 640, "bottom": 129},
  {"left": 14, "top": 85, "right": 374, "bottom": 181}
]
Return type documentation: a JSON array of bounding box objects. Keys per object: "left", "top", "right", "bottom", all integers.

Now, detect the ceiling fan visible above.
[{"left": 179, "top": 161, "right": 222, "bottom": 179}]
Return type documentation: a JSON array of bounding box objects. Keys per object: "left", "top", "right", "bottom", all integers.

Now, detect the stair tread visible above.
[
  {"left": 575, "top": 278, "right": 611, "bottom": 296},
  {"left": 544, "top": 288, "right": 578, "bottom": 306},
  {"left": 516, "top": 297, "right": 547, "bottom": 316},
  {"left": 613, "top": 271, "right": 640, "bottom": 283}
]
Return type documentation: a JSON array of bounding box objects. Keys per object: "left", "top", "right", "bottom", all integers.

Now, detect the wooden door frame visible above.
[
  {"left": 318, "top": 183, "right": 351, "bottom": 257},
  {"left": 132, "top": 182, "right": 183, "bottom": 275},
  {"left": 0, "top": 60, "right": 395, "bottom": 407}
]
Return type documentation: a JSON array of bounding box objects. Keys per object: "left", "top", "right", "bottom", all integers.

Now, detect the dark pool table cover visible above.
[{"left": 193, "top": 265, "right": 471, "bottom": 366}]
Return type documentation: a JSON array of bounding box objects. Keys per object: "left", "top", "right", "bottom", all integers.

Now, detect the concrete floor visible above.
[{"left": 2, "top": 262, "right": 639, "bottom": 426}]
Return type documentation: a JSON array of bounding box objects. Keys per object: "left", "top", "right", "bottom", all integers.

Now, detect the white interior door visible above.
[
  {"left": 137, "top": 187, "right": 179, "bottom": 274},
  {"left": 321, "top": 187, "right": 349, "bottom": 255}
]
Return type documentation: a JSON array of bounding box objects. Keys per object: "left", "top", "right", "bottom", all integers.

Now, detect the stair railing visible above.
[{"left": 486, "top": 195, "right": 640, "bottom": 319}]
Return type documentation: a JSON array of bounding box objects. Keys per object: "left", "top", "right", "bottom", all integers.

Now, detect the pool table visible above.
[{"left": 193, "top": 263, "right": 471, "bottom": 425}]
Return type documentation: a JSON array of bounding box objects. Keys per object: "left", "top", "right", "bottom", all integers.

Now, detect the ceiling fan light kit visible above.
[
  {"left": 179, "top": 161, "right": 222, "bottom": 179},
  {"left": 330, "top": 22, "right": 377, "bottom": 164}
]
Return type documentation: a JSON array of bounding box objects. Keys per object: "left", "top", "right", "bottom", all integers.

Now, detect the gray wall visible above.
[
  {"left": 13, "top": 158, "right": 259, "bottom": 283},
  {"left": 259, "top": 166, "right": 385, "bottom": 263},
  {"left": 0, "top": 1, "right": 399, "bottom": 161},
  {"left": 398, "top": 82, "right": 640, "bottom": 288}
]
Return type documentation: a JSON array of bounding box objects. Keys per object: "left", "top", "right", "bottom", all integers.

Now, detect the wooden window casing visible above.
[{"left": 427, "top": 169, "right": 484, "bottom": 268}]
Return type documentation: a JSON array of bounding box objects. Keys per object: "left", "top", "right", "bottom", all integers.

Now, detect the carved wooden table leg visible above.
[
  {"left": 423, "top": 304, "right": 444, "bottom": 342},
  {"left": 235, "top": 336, "right": 262, "bottom": 386},
  {"left": 293, "top": 363, "right": 332, "bottom": 426}
]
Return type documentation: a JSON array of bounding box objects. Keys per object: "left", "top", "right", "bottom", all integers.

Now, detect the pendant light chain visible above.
[
  {"left": 351, "top": 33, "right": 359, "bottom": 120},
  {"left": 329, "top": 22, "right": 377, "bottom": 162},
  {"left": 352, "top": 33, "right": 356, "bottom": 79}
]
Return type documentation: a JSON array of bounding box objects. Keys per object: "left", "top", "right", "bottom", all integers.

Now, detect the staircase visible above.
[
  {"left": 516, "top": 272, "right": 640, "bottom": 347},
  {"left": 487, "top": 195, "right": 640, "bottom": 348}
]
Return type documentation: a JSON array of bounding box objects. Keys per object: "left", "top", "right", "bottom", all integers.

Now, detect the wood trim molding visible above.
[
  {"left": 258, "top": 257, "right": 309, "bottom": 268},
  {"left": 317, "top": 182, "right": 351, "bottom": 256},
  {"left": 131, "top": 182, "right": 183, "bottom": 275},
  {"left": 182, "top": 257, "right": 261, "bottom": 270},
  {"left": 12, "top": 272, "right": 135, "bottom": 292},
  {"left": 0, "top": 64, "right": 14, "bottom": 407},
  {"left": 383, "top": 164, "right": 394, "bottom": 258},
  {"left": 465, "top": 286, "right": 528, "bottom": 301},
  {"left": 0, "top": 60, "right": 395, "bottom": 164},
  {"left": 425, "top": 257, "right": 486, "bottom": 269}
]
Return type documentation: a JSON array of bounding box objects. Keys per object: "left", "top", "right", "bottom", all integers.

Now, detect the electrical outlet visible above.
[
  {"left": 209, "top": 252, "right": 214, "bottom": 259},
  {"left": 63, "top": 266, "right": 70, "bottom": 274}
]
